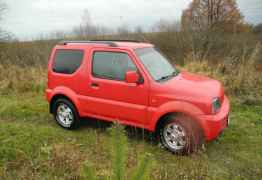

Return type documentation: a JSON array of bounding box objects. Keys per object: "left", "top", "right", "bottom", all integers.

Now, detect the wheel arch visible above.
[
  {"left": 48, "top": 86, "right": 80, "bottom": 114},
  {"left": 155, "top": 112, "right": 177, "bottom": 134},
  {"left": 154, "top": 112, "right": 203, "bottom": 134},
  {"left": 150, "top": 101, "right": 205, "bottom": 134},
  {"left": 50, "top": 94, "right": 77, "bottom": 114}
]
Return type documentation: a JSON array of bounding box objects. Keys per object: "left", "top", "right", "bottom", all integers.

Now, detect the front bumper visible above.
[{"left": 197, "top": 96, "right": 230, "bottom": 141}]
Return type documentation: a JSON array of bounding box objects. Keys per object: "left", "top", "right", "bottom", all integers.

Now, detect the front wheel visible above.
[
  {"left": 53, "top": 99, "right": 80, "bottom": 130},
  {"left": 159, "top": 114, "right": 204, "bottom": 154}
]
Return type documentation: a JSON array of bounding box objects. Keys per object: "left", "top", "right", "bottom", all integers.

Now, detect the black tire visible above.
[
  {"left": 52, "top": 98, "right": 80, "bottom": 130},
  {"left": 159, "top": 114, "right": 204, "bottom": 155}
]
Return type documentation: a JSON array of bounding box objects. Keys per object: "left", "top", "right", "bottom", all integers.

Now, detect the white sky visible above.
[{"left": 1, "top": 0, "right": 262, "bottom": 40}]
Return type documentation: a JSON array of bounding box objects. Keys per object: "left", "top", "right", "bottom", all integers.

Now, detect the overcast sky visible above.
[{"left": 1, "top": 0, "right": 262, "bottom": 40}]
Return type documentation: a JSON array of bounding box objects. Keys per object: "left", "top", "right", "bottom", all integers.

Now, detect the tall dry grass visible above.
[
  {"left": 0, "top": 41, "right": 55, "bottom": 67},
  {"left": 182, "top": 43, "right": 262, "bottom": 104},
  {"left": 0, "top": 64, "right": 46, "bottom": 94},
  {"left": 0, "top": 31, "right": 261, "bottom": 103}
]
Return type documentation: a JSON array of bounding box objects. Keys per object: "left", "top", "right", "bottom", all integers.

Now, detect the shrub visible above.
[
  {"left": 0, "top": 64, "right": 46, "bottom": 94},
  {"left": 81, "top": 124, "right": 153, "bottom": 180},
  {"left": 183, "top": 43, "right": 262, "bottom": 103}
]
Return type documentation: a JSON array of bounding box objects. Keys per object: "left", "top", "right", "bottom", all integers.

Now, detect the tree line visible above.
[{"left": 0, "top": 0, "right": 262, "bottom": 41}]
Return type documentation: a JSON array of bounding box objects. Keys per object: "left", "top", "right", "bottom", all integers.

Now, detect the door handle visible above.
[{"left": 91, "top": 82, "right": 99, "bottom": 88}]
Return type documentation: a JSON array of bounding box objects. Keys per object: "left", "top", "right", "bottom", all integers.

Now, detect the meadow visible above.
[{"left": 0, "top": 31, "right": 262, "bottom": 179}]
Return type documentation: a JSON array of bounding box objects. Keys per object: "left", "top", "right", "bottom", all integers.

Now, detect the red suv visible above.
[{"left": 46, "top": 40, "right": 230, "bottom": 154}]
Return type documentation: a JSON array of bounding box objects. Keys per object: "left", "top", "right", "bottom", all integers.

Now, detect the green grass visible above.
[{"left": 0, "top": 92, "right": 261, "bottom": 179}]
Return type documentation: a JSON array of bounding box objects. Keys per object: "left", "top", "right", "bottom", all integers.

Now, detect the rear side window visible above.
[
  {"left": 53, "top": 50, "right": 84, "bottom": 74},
  {"left": 92, "top": 51, "right": 137, "bottom": 81}
]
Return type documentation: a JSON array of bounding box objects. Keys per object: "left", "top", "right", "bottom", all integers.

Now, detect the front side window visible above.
[
  {"left": 53, "top": 50, "right": 84, "bottom": 74},
  {"left": 92, "top": 51, "right": 137, "bottom": 81},
  {"left": 135, "top": 48, "right": 178, "bottom": 81}
]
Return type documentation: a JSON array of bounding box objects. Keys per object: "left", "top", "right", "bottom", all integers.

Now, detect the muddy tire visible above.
[{"left": 159, "top": 114, "right": 204, "bottom": 154}]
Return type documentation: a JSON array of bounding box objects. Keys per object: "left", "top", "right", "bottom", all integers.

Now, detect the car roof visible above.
[{"left": 56, "top": 40, "right": 154, "bottom": 50}]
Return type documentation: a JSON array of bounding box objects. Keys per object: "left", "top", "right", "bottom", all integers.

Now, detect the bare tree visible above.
[
  {"left": 253, "top": 23, "right": 262, "bottom": 34},
  {"left": 0, "top": 0, "right": 6, "bottom": 20},
  {"left": 73, "top": 9, "right": 99, "bottom": 37},
  {"left": 49, "top": 30, "right": 68, "bottom": 39},
  {"left": 0, "top": 1, "right": 11, "bottom": 41},
  {"left": 72, "top": 9, "right": 113, "bottom": 38},
  {"left": 117, "top": 24, "right": 130, "bottom": 35},
  {"left": 152, "top": 19, "right": 180, "bottom": 32},
  {"left": 181, "top": 0, "right": 244, "bottom": 32},
  {"left": 134, "top": 26, "right": 144, "bottom": 34}
]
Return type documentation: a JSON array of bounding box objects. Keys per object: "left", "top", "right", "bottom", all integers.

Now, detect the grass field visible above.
[
  {"left": 0, "top": 34, "right": 261, "bottom": 179},
  {"left": 0, "top": 91, "right": 261, "bottom": 179}
]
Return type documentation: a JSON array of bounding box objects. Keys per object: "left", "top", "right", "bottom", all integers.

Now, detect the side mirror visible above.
[{"left": 125, "top": 71, "right": 139, "bottom": 84}]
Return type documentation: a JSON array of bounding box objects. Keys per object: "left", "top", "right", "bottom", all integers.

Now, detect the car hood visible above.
[
  {"left": 154, "top": 71, "right": 224, "bottom": 113},
  {"left": 175, "top": 71, "right": 223, "bottom": 98}
]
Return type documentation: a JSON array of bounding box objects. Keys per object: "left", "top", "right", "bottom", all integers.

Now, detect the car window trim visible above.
[
  {"left": 91, "top": 50, "right": 139, "bottom": 82},
  {"left": 52, "top": 49, "right": 85, "bottom": 75}
]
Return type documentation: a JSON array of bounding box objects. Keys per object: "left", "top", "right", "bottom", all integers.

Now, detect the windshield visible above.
[{"left": 135, "top": 47, "right": 178, "bottom": 81}]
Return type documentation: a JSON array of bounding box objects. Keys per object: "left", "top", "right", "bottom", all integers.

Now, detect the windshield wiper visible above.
[{"left": 157, "top": 71, "right": 179, "bottom": 82}]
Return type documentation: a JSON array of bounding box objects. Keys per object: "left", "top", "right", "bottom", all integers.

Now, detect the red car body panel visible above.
[{"left": 46, "top": 42, "right": 230, "bottom": 141}]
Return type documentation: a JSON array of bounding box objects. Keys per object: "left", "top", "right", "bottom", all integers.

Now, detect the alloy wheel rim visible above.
[
  {"left": 163, "top": 123, "right": 187, "bottom": 151},
  {"left": 56, "top": 103, "right": 74, "bottom": 127}
]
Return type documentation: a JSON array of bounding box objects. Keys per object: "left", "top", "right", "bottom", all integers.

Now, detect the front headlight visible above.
[{"left": 212, "top": 97, "right": 221, "bottom": 114}]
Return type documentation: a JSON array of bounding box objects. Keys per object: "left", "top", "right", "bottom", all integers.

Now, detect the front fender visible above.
[{"left": 148, "top": 101, "right": 205, "bottom": 131}]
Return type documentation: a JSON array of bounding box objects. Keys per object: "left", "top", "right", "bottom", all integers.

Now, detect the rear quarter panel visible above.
[{"left": 46, "top": 45, "right": 90, "bottom": 115}]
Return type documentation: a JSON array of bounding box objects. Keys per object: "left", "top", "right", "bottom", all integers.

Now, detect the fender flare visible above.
[
  {"left": 49, "top": 86, "right": 80, "bottom": 113},
  {"left": 149, "top": 101, "right": 205, "bottom": 131}
]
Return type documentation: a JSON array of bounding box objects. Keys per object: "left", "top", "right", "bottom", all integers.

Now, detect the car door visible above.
[{"left": 85, "top": 48, "right": 149, "bottom": 125}]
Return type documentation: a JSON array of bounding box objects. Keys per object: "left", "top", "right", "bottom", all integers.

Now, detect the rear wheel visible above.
[
  {"left": 159, "top": 114, "right": 204, "bottom": 154},
  {"left": 53, "top": 99, "right": 80, "bottom": 130}
]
